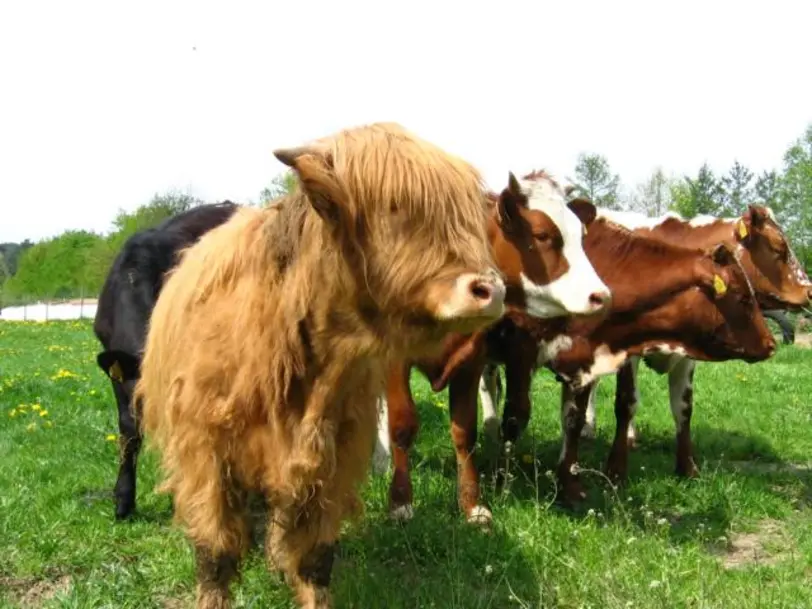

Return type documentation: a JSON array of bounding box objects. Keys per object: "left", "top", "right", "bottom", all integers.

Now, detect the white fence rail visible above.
[{"left": 0, "top": 300, "right": 98, "bottom": 322}]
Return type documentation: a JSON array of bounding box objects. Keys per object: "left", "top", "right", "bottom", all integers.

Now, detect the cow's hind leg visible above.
[{"left": 112, "top": 380, "right": 141, "bottom": 519}]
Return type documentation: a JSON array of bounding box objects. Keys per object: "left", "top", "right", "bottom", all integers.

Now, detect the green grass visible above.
[{"left": 1, "top": 320, "right": 811, "bottom": 608}]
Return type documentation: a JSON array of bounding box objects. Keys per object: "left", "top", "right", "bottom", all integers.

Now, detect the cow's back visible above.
[{"left": 93, "top": 202, "right": 239, "bottom": 353}]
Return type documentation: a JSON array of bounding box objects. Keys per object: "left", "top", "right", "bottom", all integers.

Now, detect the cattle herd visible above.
[{"left": 84, "top": 122, "right": 811, "bottom": 608}]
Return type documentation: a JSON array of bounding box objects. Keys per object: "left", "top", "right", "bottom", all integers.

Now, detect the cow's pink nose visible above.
[{"left": 469, "top": 279, "right": 494, "bottom": 303}]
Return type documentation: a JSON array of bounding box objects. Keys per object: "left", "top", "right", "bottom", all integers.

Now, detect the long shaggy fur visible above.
[{"left": 134, "top": 122, "right": 495, "bottom": 605}]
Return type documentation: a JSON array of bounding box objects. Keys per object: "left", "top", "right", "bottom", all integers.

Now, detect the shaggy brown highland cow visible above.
[{"left": 134, "top": 122, "right": 506, "bottom": 608}]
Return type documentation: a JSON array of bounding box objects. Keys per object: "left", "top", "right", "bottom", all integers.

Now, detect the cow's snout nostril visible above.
[
  {"left": 589, "top": 290, "right": 611, "bottom": 309},
  {"left": 469, "top": 280, "right": 493, "bottom": 302}
]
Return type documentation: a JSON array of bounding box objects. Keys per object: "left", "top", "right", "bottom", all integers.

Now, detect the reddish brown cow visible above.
[
  {"left": 134, "top": 122, "right": 512, "bottom": 609},
  {"left": 580, "top": 205, "right": 811, "bottom": 483},
  {"left": 383, "top": 208, "right": 776, "bottom": 524},
  {"left": 381, "top": 170, "right": 613, "bottom": 520}
]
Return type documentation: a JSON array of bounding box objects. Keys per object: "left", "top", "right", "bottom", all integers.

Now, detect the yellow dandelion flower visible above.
[
  {"left": 106, "top": 434, "right": 118, "bottom": 442},
  {"left": 8, "top": 409, "right": 16, "bottom": 418},
  {"left": 26, "top": 423, "right": 37, "bottom": 432},
  {"left": 521, "top": 454, "right": 534, "bottom": 464},
  {"left": 51, "top": 368, "right": 78, "bottom": 381},
  {"left": 39, "top": 410, "right": 48, "bottom": 417},
  {"left": 31, "top": 403, "right": 41, "bottom": 411}
]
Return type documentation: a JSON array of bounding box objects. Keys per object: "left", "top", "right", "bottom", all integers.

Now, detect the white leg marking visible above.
[
  {"left": 390, "top": 504, "right": 414, "bottom": 522},
  {"left": 371, "top": 395, "right": 391, "bottom": 475},
  {"left": 467, "top": 504, "right": 493, "bottom": 526},
  {"left": 668, "top": 358, "right": 695, "bottom": 433},
  {"left": 479, "top": 364, "right": 501, "bottom": 443},
  {"left": 581, "top": 380, "right": 599, "bottom": 438},
  {"left": 627, "top": 356, "right": 641, "bottom": 442}
]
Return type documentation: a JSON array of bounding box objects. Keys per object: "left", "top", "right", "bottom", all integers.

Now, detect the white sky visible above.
[{"left": 1, "top": 0, "right": 810, "bottom": 243}]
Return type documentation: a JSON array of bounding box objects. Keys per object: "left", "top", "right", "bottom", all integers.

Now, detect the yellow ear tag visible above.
[
  {"left": 713, "top": 274, "right": 727, "bottom": 297},
  {"left": 109, "top": 361, "right": 123, "bottom": 383},
  {"left": 737, "top": 219, "right": 748, "bottom": 239}
]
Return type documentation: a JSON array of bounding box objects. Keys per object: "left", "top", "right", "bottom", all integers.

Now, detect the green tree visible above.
[
  {"left": 775, "top": 124, "right": 812, "bottom": 268},
  {"left": 678, "top": 163, "right": 726, "bottom": 218},
  {"left": 720, "top": 160, "right": 754, "bottom": 216},
  {"left": 628, "top": 167, "right": 672, "bottom": 217},
  {"left": 571, "top": 153, "right": 622, "bottom": 210},
  {"left": 106, "top": 190, "right": 203, "bottom": 256},
  {"left": 754, "top": 170, "right": 780, "bottom": 206},
  {"left": 4, "top": 231, "right": 105, "bottom": 299},
  {"left": 0, "top": 240, "right": 33, "bottom": 276},
  {"left": 0, "top": 252, "right": 9, "bottom": 284},
  {"left": 2, "top": 190, "right": 209, "bottom": 302},
  {"left": 260, "top": 170, "right": 298, "bottom": 205},
  {"left": 669, "top": 179, "right": 693, "bottom": 217}
]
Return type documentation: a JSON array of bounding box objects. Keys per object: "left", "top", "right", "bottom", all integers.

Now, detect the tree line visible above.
[
  {"left": 1, "top": 123, "right": 810, "bottom": 304},
  {"left": 572, "top": 123, "right": 812, "bottom": 267}
]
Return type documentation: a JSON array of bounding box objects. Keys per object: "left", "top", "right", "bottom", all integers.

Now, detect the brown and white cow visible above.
[
  {"left": 579, "top": 205, "right": 811, "bottom": 481},
  {"left": 382, "top": 203, "right": 776, "bottom": 524},
  {"left": 376, "top": 169, "right": 612, "bottom": 520}
]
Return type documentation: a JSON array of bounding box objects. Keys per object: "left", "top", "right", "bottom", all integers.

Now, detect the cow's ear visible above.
[
  {"left": 710, "top": 242, "right": 736, "bottom": 266},
  {"left": 568, "top": 198, "right": 597, "bottom": 227},
  {"left": 96, "top": 350, "right": 140, "bottom": 382},
  {"left": 498, "top": 172, "right": 528, "bottom": 229},
  {"left": 274, "top": 146, "right": 347, "bottom": 226}
]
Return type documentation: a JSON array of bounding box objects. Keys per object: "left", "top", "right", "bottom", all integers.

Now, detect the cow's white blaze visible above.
[{"left": 519, "top": 178, "right": 610, "bottom": 317}]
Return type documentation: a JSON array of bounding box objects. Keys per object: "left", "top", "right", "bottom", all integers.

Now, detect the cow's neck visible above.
[{"left": 586, "top": 221, "right": 713, "bottom": 313}]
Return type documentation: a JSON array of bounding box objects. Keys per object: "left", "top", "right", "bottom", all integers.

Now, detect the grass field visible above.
[{"left": 1, "top": 320, "right": 811, "bottom": 608}]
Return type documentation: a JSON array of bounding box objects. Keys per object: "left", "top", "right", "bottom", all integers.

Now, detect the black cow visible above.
[{"left": 94, "top": 201, "right": 239, "bottom": 519}]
